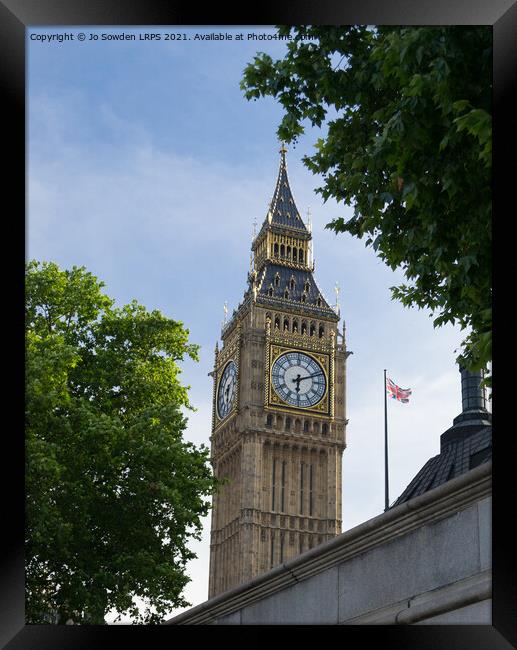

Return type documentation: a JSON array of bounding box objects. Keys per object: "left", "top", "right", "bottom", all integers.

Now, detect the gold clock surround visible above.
[
  {"left": 267, "top": 344, "right": 331, "bottom": 416},
  {"left": 212, "top": 324, "right": 241, "bottom": 432},
  {"left": 264, "top": 315, "right": 335, "bottom": 420}
]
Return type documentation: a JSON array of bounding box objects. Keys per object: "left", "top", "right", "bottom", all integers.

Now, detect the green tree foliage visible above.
[
  {"left": 241, "top": 26, "right": 491, "bottom": 377},
  {"left": 26, "top": 260, "right": 216, "bottom": 624}
]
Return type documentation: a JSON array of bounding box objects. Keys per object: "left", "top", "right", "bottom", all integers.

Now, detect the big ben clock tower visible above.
[{"left": 208, "top": 145, "right": 350, "bottom": 598}]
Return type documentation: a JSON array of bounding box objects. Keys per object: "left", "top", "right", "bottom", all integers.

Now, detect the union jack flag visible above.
[{"left": 386, "top": 377, "right": 412, "bottom": 403}]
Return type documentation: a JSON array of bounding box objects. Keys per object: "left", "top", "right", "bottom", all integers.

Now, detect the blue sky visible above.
[{"left": 28, "top": 26, "right": 471, "bottom": 622}]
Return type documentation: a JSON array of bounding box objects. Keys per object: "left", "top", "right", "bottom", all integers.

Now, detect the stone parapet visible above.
[{"left": 167, "top": 461, "right": 491, "bottom": 625}]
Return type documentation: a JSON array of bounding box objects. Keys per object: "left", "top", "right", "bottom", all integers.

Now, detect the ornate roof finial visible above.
[
  {"left": 223, "top": 301, "right": 228, "bottom": 325},
  {"left": 279, "top": 141, "right": 287, "bottom": 156},
  {"left": 306, "top": 207, "right": 312, "bottom": 233},
  {"left": 334, "top": 282, "right": 341, "bottom": 316}
]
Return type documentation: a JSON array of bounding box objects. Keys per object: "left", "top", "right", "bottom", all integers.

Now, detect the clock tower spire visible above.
[{"left": 208, "top": 146, "right": 350, "bottom": 598}]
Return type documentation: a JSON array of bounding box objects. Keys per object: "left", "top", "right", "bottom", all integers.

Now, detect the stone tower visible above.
[{"left": 208, "top": 146, "right": 350, "bottom": 598}]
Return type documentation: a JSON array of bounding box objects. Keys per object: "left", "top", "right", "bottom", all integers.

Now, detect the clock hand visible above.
[
  {"left": 291, "top": 374, "right": 302, "bottom": 393},
  {"left": 296, "top": 372, "right": 324, "bottom": 382}
]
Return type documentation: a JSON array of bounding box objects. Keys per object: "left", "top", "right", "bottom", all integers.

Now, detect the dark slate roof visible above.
[
  {"left": 392, "top": 423, "right": 492, "bottom": 507},
  {"left": 267, "top": 149, "right": 309, "bottom": 232},
  {"left": 256, "top": 263, "right": 338, "bottom": 319}
]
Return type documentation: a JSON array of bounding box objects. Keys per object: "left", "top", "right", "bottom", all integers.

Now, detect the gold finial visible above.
[
  {"left": 334, "top": 282, "right": 341, "bottom": 316},
  {"left": 223, "top": 301, "right": 228, "bottom": 325},
  {"left": 279, "top": 141, "right": 287, "bottom": 155},
  {"left": 306, "top": 207, "right": 312, "bottom": 232}
]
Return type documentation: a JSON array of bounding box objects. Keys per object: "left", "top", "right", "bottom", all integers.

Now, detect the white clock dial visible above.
[
  {"left": 271, "top": 351, "right": 326, "bottom": 408},
  {"left": 217, "top": 360, "right": 237, "bottom": 419}
]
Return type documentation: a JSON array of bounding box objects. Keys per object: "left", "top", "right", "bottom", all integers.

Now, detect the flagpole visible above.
[{"left": 384, "top": 369, "right": 389, "bottom": 512}]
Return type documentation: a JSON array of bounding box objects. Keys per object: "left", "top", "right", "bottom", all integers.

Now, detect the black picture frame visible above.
[{"left": 2, "top": 1, "right": 514, "bottom": 647}]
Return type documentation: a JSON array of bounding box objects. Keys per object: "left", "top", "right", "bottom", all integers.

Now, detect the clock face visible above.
[
  {"left": 271, "top": 351, "right": 326, "bottom": 408},
  {"left": 217, "top": 360, "right": 237, "bottom": 420}
]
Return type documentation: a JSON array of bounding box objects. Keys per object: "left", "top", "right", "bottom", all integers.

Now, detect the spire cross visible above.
[{"left": 223, "top": 301, "right": 228, "bottom": 324}]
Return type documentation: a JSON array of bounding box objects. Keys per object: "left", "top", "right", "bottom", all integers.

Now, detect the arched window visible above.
[
  {"left": 293, "top": 247, "right": 297, "bottom": 261},
  {"left": 303, "top": 420, "right": 309, "bottom": 433},
  {"left": 274, "top": 316, "right": 280, "bottom": 329},
  {"left": 285, "top": 417, "right": 291, "bottom": 431},
  {"left": 280, "top": 244, "right": 285, "bottom": 257},
  {"left": 283, "top": 318, "right": 289, "bottom": 331},
  {"left": 299, "top": 249, "right": 304, "bottom": 263},
  {"left": 322, "top": 423, "right": 328, "bottom": 434},
  {"left": 319, "top": 325, "right": 324, "bottom": 338},
  {"left": 286, "top": 246, "right": 291, "bottom": 259},
  {"left": 266, "top": 414, "right": 273, "bottom": 427},
  {"left": 301, "top": 294, "right": 307, "bottom": 303},
  {"left": 290, "top": 277, "right": 295, "bottom": 290},
  {"left": 294, "top": 419, "right": 301, "bottom": 433},
  {"left": 268, "top": 286, "right": 273, "bottom": 297},
  {"left": 310, "top": 323, "right": 316, "bottom": 337},
  {"left": 317, "top": 297, "right": 322, "bottom": 307},
  {"left": 313, "top": 421, "right": 320, "bottom": 434},
  {"left": 284, "top": 290, "right": 289, "bottom": 299},
  {"left": 274, "top": 243, "right": 279, "bottom": 258},
  {"left": 292, "top": 319, "right": 298, "bottom": 333},
  {"left": 275, "top": 273, "right": 280, "bottom": 287},
  {"left": 304, "top": 281, "right": 310, "bottom": 293},
  {"left": 301, "top": 321, "right": 307, "bottom": 335}
]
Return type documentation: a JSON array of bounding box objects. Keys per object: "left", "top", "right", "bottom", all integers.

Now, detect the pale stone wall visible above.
[{"left": 168, "top": 462, "right": 491, "bottom": 625}]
